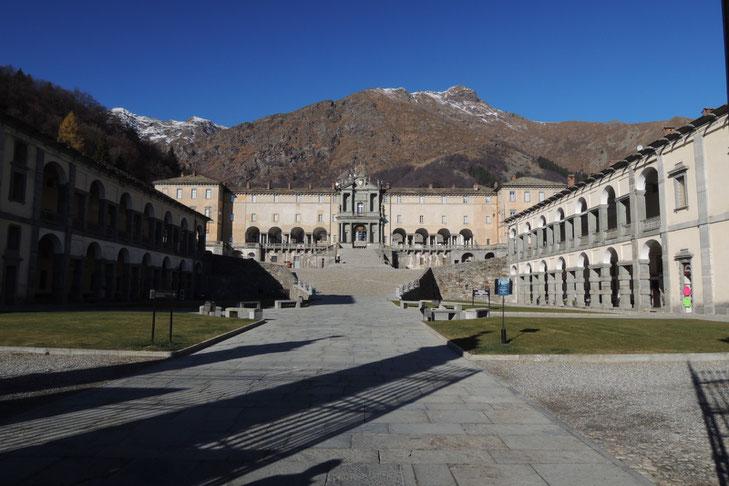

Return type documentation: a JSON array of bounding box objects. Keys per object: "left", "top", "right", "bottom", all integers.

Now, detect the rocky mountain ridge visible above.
[{"left": 111, "top": 86, "right": 691, "bottom": 188}]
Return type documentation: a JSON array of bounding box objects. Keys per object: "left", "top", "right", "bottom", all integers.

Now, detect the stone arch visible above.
[
  {"left": 35, "top": 233, "right": 64, "bottom": 301},
  {"left": 437, "top": 228, "right": 451, "bottom": 245},
  {"left": 638, "top": 167, "right": 661, "bottom": 220},
  {"left": 268, "top": 226, "right": 282, "bottom": 244},
  {"left": 143, "top": 203, "right": 155, "bottom": 243},
  {"left": 290, "top": 227, "right": 305, "bottom": 244},
  {"left": 41, "top": 162, "right": 68, "bottom": 220},
  {"left": 141, "top": 253, "right": 153, "bottom": 299},
  {"left": 246, "top": 226, "right": 261, "bottom": 243},
  {"left": 603, "top": 185, "right": 618, "bottom": 230},
  {"left": 391, "top": 228, "right": 407, "bottom": 245},
  {"left": 118, "top": 193, "right": 133, "bottom": 236},
  {"left": 577, "top": 252, "right": 591, "bottom": 306},
  {"left": 557, "top": 256, "right": 567, "bottom": 303},
  {"left": 313, "top": 227, "right": 328, "bottom": 244},
  {"left": 641, "top": 239, "right": 664, "bottom": 308},
  {"left": 575, "top": 197, "right": 587, "bottom": 215},
  {"left": 414, "top": 228, "right": 428, "bottom": 245},
  {"left": 538, "top": 215, "right": 547, "bottom": 228},
  {"left": 83, "top": 242, "right": 103, "bottom": 301},
  {"left": 539, "top": 260, "right": 547, "bottom": 273},
  {"left": 87, "top": 180, "right": 105, "bottom": 228},
  {"left": 461, "top": 252, "right": 474, "bottom": 262},
  {"left": 115, "top": 248, "right": 131, "bottom": 301},
  {"left": 459, "top": 228, "right": 473, "bottom": 246},
  {"left": 604, "top": 247, "right": 619, "bottom": 307},
  {"left": 555, "top": 208, "right": 565, "bottom": 221},
  {"left": 485, "top": 252, "right": 495, "bottom": 259}
]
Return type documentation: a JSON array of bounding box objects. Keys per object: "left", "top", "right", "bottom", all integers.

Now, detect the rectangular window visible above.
[
  {"left": 442, "top": 216, "right": 447, "bottom": 224},
  {"left": 442, "top": 196, "right": 447, "bottom": 204},
  {"left": 191, "top": 188, "right": 197, "bottom": 198},
  {"left": 463, "top": 196, "right": 468, "bottom": 203},
  {"left": 463, "top": 216, "right": 468, "bottom": 224},
  {"left": 296, "top": 194, "right": 302, "bottom": 203},
  {"left": 397, "top": 215, "right": 402, "bottom": 223},
  {"left": 486, "top": 216, "right": 491, "bottom": 224},
  {"left": 509, "top": 191, "right": 516, "bottom": 202},
  {"left": 487, "top": 238, "right": 491, "bottom": 245},
  {"left": 419, "top": 215, "right": 424, "bottom": 223},
  {"left": 274, "top": 194, "right": 279, "bottom": 203},
  {"left": 539, "top": 191, "right": 545, "bottom": 202},
  {"left": 318, "top": 195, "right": 324, "bottom": 203},
  {"left": 6, "top": 226, "right": 21, "bottom": 250},
  {"left": 674, "top": 175, "right": 688, "bottom": 209},
  {"left": 524, "top": 191, "right": 531, "bottom": 202},
  {"left": 295, "top": 213, "right": 301, "bottom": 222},
  {"left": 318, "top": 213, "right": 323, "bottom": 222},
  {"left": 510, "top": 209, "right": 517, "bottom": 216},
  {"left": 205, "top": 188, "right": 212, "bottom": 199},
  {"left": 176, "top": 188, "right": 183, "bottom": 199},
  {"left": 383, "top": 195, "right": 388, "bottom": 203},
  {"left": 397, "top": 195, "right": 402, "bottom": 203},
  {"left": 251, "top": 213, "right": 256, "bottom": 222},
  {"left": 252, "top": 194, "right": 257, "bottom": 202},
  {"left": 419, "top": 196, "right": 424, "bottom": 204},
  {"left": 273, "top": 213, "right": 279, "bottom": 222},
  {"left": 204, "top": 207, "right": 211, "bottom": 217},
  {"left": 9, "top": 171, "right": 26, "bottom": 203},
  {"left": 485, "top": 196, "right": 491, "bottom": 204}
]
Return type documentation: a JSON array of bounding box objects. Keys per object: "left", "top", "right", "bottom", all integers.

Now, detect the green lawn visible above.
[
  {"left": 0, "top": 311, "right": 255, "bottom": 351},
  {"left": 427, "top": 316, "right": 729, "bottom": 354}
]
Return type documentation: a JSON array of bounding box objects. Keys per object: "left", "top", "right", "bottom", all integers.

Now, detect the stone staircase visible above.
[{"left": 336, "top": 247, "right": 388, "bottom": 268}]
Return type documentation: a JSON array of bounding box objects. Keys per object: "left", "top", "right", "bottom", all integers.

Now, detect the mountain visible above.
[
  {"left": 109, "top": 108, "right": 226, "bottom": 158},
  {"left": 115, "top": 86, "right": 691, "bottom": 188}
]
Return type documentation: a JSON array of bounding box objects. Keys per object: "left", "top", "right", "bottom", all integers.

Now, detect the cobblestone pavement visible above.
[
  {"left": 0, "top": 293, "right": 648, "bottom": 485},
  {"left": 480, "top": 360, "right": 729, "bottom": 486}
]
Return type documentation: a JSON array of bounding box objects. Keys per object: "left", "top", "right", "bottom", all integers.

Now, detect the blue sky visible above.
[{"left": 2, "top": 0, "right": 726, "bottom": 126}]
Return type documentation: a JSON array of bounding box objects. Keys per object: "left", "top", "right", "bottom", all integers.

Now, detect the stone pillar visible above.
[
  {"left": 587, "top": 265, "right": 601, "bottom": 308},
  {"left": 565, "top": 269, "right": 577, "bottom": 307},
  {"left": 548, "top": 271, "right": 559, "bottom": 305},
  {"left": 573, "top": 216, "right": 582, "bottom": 247},
  {"left": 597, "top": 264, "right": 613, "bottom": 309},
  {"left": 598, "top": 204, "right": 608, "bottom": 244},
  {"left": 618, "top": 263, "right": 633, "bottom": 309},
  {"left": 534, "top": 272, "right": 545, "bottom": 305},
  {"left": 518, "top": 276, "right": 526, "bottom": 304},
  {"left": 587, "top": 211, "right": 597, "bottom": 246},
  {"left": 636, "top": 189, "right": 646, "bottom": 226},
  {"left": 617, "top": 198, "right": 627, "bottom": 237},
  {"left": 574, "top": 270, "right": 585, "bottom": 306},
  {"left": 637, "top": 259, "right": 652, "bottom": 310}
]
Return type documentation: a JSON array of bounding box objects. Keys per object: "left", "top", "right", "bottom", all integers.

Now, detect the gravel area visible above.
[
  {"left": 0, "top": 352, "right": 162, "bottom": 420},
  {"left": 479, "top": 359, "right": 729, "bottom": 486}
]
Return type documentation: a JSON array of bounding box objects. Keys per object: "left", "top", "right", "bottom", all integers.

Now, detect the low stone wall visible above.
[
  {"left": 392, "top": 247, "right": 507, "bottom": 270},
  {"left": 431, "top": 258, "right": 508, "bottom": 301},
  {"left": 203, "top": 255, "right": 301, "bottom": 301},
  {"left": 398, "top": 258, "right": 508, "bottom": 302}
]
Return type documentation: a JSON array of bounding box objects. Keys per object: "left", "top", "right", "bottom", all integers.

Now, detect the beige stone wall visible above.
[{"left": 154, "top": 182, "right": 224, "bottom": 243}]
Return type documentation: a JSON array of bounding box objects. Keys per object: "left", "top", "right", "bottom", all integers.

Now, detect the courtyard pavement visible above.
[{"left": 0, "top": 294, "right": 650, "bottom": 485}]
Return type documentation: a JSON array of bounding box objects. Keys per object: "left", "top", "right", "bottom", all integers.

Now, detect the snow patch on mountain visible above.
[
  {"left": 109, "top": 108, "right": 226, "bottom": 145},
  {"left": 373, "top": 86, "right": 523, "bottom": 130}
]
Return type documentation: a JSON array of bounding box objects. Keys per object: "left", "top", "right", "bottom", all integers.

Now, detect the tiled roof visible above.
[
  {"left": 499, "top": 177, "right": 566, "bottom": 188},
  {"left": 154, "top": 174, "right": 222, "bottom": 185}
]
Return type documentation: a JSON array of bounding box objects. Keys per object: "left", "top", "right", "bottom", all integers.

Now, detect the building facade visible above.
[
  {"left": 505, "top": 106, "right": 729, "bottom": 315},
  {"left": 0, "top": 115, "right": 208, "bottom": 306},
  {"left": 156, "top": 170, "right": 563, "bottom": 269}
]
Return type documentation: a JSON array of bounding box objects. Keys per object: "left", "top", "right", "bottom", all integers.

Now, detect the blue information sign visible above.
[{"left": 496, "top": 278, "right": 510, "bottom": 296}]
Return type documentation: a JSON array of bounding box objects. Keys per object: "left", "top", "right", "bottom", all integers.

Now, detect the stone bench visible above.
[
  {"left": 463, "top": 307, "right": 490, "bottom": 319},
  {"left": 425, "top": 308, "right": 461, "bottom": 321},
  {"left": 225, "top": 307, "right": 263, "bottom": 319},
  {"left": 237, "top": 301, "right": 261, "bottom": 309},
  {"left": 199, "top": 304, "right": 223, "bottom": 317},
  {"left": 438, "top": 302, "right": 463, "bottom": 312},
  {"left": 400, "top": 300, "right": 421, "bottom": 309},
  {"left": 274, "top": 300, "right": 301, "bottom": 309}
]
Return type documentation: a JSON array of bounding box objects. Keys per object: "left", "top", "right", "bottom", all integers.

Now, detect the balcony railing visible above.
[
  {"left": 605, "top": 228, "right": 618, "bottom": 240},
  {"left": 641, "top": 216, "right": 661, "bottom": 232}
]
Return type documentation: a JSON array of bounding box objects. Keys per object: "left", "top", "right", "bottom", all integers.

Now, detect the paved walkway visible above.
[{"left": 0, "top": 295, "right": 648, "bottom": 485}]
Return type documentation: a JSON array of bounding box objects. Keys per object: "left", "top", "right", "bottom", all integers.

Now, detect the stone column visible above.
[
  {"left": 565, "top": 269, "right": 577, "bottom": 307},
  {"left": 587, "top": 265, "right": 601, "bottom": 308},
  {"left": 618, "top": 263, "right": 633, "bottom": 309},
  {"left": 598, "top": 204, "right": 608, "bottom": 244},
  {"left": 587, "top": 211, "right": 597, "bottom": 246},
  {"left": 548, "top": 271, "right": 559, "bottom": 305},
  {"left": 518, "top": 276, "right": 526, "bottom": 304},
  {"left": 617, "top": 198, "right": 627, "bottom": 238},
  {"left": 574, "top": 216, "right": 582, "bottom": 247},
  {"left": 597, "top": 264, "right": 613, "bottom": 309},
  {"left": 534, "top": 272, "right": 545, "bottom": 305},
  {"left": 574, "top": 270, "right": 585, "bottom": 306},
  {"left": 637, "top": 259, "right": 652, "bottom": 310}
]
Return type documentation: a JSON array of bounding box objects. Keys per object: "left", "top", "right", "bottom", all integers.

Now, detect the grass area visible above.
[
  {"left": 427, "top": 316, "right": 729, "bottom": 354},
  {"left": 0, "top": 311, "right": 255, "bottom": 352},
  {"left": 392, "top": 300, "right": 595, "bottom": 313},
  {"left": 85, "top": 299, "right": 281, "bottom": 311}
]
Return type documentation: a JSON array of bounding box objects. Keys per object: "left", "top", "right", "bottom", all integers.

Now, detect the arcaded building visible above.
[
  {"left": 0, "top": 115, "right": 208, "bottom": 306},
  {"left": 505, "top": 106, "right": 728, "bottom": 315},
  {"left": 156, "top": 169, "right": 563, "bottom": 269}
]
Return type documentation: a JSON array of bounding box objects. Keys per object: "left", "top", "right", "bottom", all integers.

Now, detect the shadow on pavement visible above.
[
  {"left": 0, "top": 342, "right": 476, "bottom": 484},
  {"left": 689, "top": 363, "right": 729, "bottom": 486}
]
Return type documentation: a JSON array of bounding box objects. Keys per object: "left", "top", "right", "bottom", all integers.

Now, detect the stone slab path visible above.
[{"left": 0, "top": 295, "right": 649, "bottom": 485}]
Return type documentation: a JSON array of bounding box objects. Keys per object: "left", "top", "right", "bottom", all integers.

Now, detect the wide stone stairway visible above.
[{"left": 295, "top": 248, "right": 422, "bottom": 297}]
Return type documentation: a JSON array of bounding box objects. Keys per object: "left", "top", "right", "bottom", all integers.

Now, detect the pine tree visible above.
[
  {"left": 94, "top": 134, "right": 110, "bottom": 163},
  {"left": 58, "top": 111, "right": 85, "bottom": 153}
]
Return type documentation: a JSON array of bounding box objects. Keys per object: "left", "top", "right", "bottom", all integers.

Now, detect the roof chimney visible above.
[
  {"left": 287, "top": 182, "right": 291, "bottom": 189},
  {"left": 428, "top": 183, "right": 433, "bottom": 189},
  {"left": 246, "top": 181, "right": 251, "bottom": 189},
  {"left": 473, "top": 183, "right": 479, "bottom": 190},
  {"left": 386, "top": 183, "right": 391, "bottom": 189},
  {"left": 662, "top": 127, "right": 675, "bottom": 136},
  {"left": 451, "top": 184, "right": 456, "bottom": 189},
  {"left": 567, "top": 174, "right": 575, "bottom": 188},
  {"left": 266, "top": 181, "right": 271, "bottom": 189},
  {"left": 511, "top": 174, "right": 517, "bottom": 181},
  {"left": 308, "top": 183, "right": 312, "bottom": 189},
  {"left": 702, "top": 107, "right": 714, "bottom": 116}
]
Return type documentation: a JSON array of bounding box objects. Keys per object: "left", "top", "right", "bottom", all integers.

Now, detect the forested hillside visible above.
[{"left": 0, "top": 66, "right": 180, "bottom": 182}]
